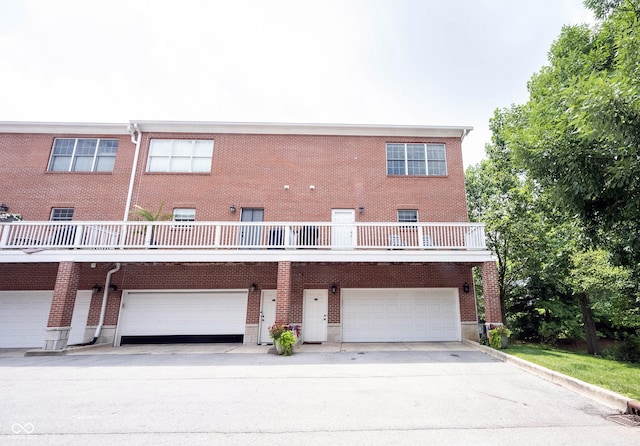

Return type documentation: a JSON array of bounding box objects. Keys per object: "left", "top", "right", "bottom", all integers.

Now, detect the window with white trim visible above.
[
  {"left": 173, "top": 208, "right": 196, "bottom": 222},
  {"left": 50, "top": 208, "right": 74, "bottom": 221},
  {"left": 146, "top": 140, "right": 213, "bottom": 173},
  {"left": 386, "top": 143, "right": 447, "bottom": 176},
  {"left": 48, "top": 138, "right": 118, "bottom": 172},
  {"left": 397, "top": 210, "right": 418, "bottom": 223}
]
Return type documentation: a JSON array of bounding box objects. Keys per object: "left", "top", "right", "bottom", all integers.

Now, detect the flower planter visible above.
[{"left": 274, "top": 338, "right": 286, "bottom": 355}]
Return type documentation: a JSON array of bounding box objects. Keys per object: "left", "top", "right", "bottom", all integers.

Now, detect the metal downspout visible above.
[
  {"left": 89, "top": 262, "right": 121, "bottom": 344},
  {"left": 124, "top": 122, "right": 141, "bottom": 221}
]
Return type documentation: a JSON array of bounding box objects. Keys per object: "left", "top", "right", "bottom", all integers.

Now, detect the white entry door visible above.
[
  {"left": 258, "top": 290, "right": 277, "bottom": 344},
  {"left": 68, "top": 291, "right": 92, "bottom": 345},
  {"left": 303, "top": 289, "right": 328, "bottom": 342},
  {"left": 331, "top": 209, "right": 355, "bottom": 249}
]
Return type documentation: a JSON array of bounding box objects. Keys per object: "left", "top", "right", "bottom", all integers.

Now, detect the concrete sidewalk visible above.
[{"left": 65, "top": 341, "right": 473, "bottom": 355}]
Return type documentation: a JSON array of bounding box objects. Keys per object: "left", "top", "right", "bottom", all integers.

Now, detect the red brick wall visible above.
[
  {"left": 47, "top": 261, "right": 80, "bottom": 327},
  {"left": 128, "top": 132, "right": 468, "bottom": 222},
  {"left": 482, "top": 261, "right": 502, "bottom": 323},
  {"left": 289, "top": 262, "right": 475, "bottom": 323},
  {"left": 1, "top": 261, "right": 475, "bottom": 325},
  {"left": 0, "top": 133, "right": 135, "bottom": 220}
]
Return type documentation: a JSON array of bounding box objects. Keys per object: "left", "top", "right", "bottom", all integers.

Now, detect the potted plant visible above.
[
  {"left": 269, "top": 324, "right": 298, "bottom": 356},
  {"left": 488, "top": 325, "right": 512, "bottom": 349},
  {"left": 129, "top": 202, "right": 172, "bottom": 246}
]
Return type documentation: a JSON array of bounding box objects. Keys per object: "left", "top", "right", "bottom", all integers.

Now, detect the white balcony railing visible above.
[{"left": 0, "top": 221, "right": 486, "bottom": 251}]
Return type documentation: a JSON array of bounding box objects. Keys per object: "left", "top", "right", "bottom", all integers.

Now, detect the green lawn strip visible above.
[{"left": 504, "top": 343, "right": 640, "bottom": 401}]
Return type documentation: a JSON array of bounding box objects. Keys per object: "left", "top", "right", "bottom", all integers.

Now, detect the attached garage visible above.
[
  {"left": 341, "top": 288, "right": 461, "bottom": 342},
  {"left": 0, "top": 291, "right": 91, "bottom": 348},
  {"left": 115, "top": 290, "right": 249, "bottom": 345}
]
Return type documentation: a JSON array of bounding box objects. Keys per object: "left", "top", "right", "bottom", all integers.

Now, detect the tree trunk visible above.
[{"left": 577, "top": 292, "right": 600, "bottom": 355}]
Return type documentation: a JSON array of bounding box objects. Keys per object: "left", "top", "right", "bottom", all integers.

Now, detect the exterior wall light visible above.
[
  {"left": 230, "top": 204, "right": 236, "bottom": 213},
  {"left": 108, "top": 284, "right": 118, "bottom": 292},
  {"left": 331, "top": 283, "right": 338, "bottom": 294},
  {"left": 463, "top": 282, "right": 470, "bottom": 294},
  {"left": 358, "top": 206, "right": 364, "bottom": 214},
  {"left": 0, "top": 203, "right": 8, "bottom": 212},
  {"left": 250, "top": 283, "right": 257, "bottom": 292},
  {"left": 91, "top": 284, "right": 103, "bottom": 294}
]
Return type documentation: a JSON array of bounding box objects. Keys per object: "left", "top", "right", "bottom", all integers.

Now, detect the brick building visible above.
[{"left": 0, "top": 121, "right": 501, "bottom": 350}]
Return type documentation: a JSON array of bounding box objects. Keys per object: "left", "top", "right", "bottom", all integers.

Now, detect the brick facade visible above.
[
  {"left": 0, "top": 122, "right": 492, "bottom": 348},
  {"left": 482, "top": 261, "right": 502, "bottom": 324}
]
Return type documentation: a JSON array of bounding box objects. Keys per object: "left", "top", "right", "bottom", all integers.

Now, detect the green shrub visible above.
[
  {"left": 603, "top": 335, "right": 640, "bottom": 363},
  {"left": 278, "top": 330, "right": 297, "bottom": 356}
]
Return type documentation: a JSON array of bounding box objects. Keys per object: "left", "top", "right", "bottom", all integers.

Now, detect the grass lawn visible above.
[{"left": 504, "top": 343, "right": 640, "bottom": 401}]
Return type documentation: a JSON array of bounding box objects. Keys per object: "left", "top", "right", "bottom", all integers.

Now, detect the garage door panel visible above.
[
  {"left": 342, "top": 288, "right": 460, "bottom": 342},
  {"left": 118, "top": 291, "right": 248, "bottom": 340}
]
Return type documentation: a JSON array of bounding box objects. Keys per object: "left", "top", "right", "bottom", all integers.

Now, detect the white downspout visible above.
[
  {"left": 90, "top": 262, "right": 121, "bottom": 344},
  {"left": 124, "top": 122, "right": 142, "bottom": 221}
]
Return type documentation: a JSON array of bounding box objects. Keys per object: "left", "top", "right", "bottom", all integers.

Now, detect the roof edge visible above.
[
  {"left": 132, "top": 120, "right": 473, "bottom": 138},
  {"left": 0, "top": 120, "right": 473, "bottom": 139}
]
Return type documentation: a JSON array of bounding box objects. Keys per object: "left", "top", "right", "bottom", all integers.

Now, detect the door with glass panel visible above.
[{"left": 240, "top": 208, "right": 264, "bottom": 247}]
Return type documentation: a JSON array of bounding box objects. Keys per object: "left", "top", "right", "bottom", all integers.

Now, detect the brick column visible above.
[
  {"left": 275, "top": 261, "right": 291, "bottom": 324},
  {"left": 482, "top": 261, "right": 502, "bottom": 326},
  {"left": 44, "top": 261, "right": 80, "bottom": 350}
]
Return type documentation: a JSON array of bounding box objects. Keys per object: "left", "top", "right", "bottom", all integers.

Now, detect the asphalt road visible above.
[{"left": 1, "top": 348, "right": 638, "bottom": 445}]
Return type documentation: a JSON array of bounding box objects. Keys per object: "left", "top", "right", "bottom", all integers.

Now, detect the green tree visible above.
[
  {"left": 569, "top": 249, "right": 635, "bottom": 354},
  {"left": 507, "top": 0, "right": 640, "bottom": 268},
  {"left": 466, "top": 109, "right": 582, "bottom": 341},
  {"left": 497, "top": 0, "right": 640, "bottom": 351}
]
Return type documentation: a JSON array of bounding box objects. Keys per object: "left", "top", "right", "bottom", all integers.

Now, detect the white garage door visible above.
[
  {"left": 0, "top": 291, "right": 91, "bottom": 348},
  {"left": 342, "top": 288, "right": 461, "bottom": 342},
  {"left": 116, "top": 290, "right": 248, "bottom": 345}
]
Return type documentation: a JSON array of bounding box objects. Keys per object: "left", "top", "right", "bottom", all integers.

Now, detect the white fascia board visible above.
[
  {"left": 0, "top": 122, "right": 129, "bottom": 135},
  {"left": 132, "top": 121, "right": 473, "bottom": 139},
  {"left": 0, "top": 120, "right": 474, "bottom": 139},
  {"left": 0, "top": 249, "right": 494, "bottom": 264}
]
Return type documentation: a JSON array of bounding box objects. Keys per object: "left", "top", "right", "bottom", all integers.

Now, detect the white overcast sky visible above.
[{"left": 0, "top": 0, "right": 594, "bottom": 167}]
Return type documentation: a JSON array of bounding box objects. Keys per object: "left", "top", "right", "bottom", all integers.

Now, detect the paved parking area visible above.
[{"left": 1, "top": 343, "right": 638, "bottom": 445}]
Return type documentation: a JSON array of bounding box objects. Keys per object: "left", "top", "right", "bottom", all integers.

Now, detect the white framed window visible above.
[
  {"left": 397, "top": 210, "right": 418, "bottom": 223},
  {"left": 173, "top": 208, "right": 195, "bottom": 228},
  {"left": 50, "top": 208, "right": 74, "bottom": 221},
  {"left": 147, "top": 140, "right": 213, "bottom": 173},
  {"left": 386, "top": 143, "right": 447, "bottom": 176},
  {"left": 173, "top": 208, "right": 196, "bottom": 222},
  {"left": 48, "top": 139, "right": 118, "bottom": 172}
]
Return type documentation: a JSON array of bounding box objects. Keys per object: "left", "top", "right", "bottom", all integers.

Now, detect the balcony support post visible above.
[
  {"left": 275, "top": 261, "right": 292, "bottom": 325},
  {"left": 43, "top": 261, "right": 80, "bottom": 351},
  {"left": 482, "top": 260, "right": 503, "bottom": 327}
]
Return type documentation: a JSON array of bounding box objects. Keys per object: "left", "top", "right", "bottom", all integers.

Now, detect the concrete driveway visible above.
[{"left": 1, "top": 343, "right": 638, "bottom": 445}]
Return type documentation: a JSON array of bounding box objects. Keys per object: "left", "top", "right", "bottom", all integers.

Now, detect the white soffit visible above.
[
  {"left": 133, "top": 121, "right": 473, "bottom": 139},
  {"left": 0, "top": 121, "right": 129, "bottom": 135},
  {"left": 0, "top": 120, "right": 473, "bottom": 140}
]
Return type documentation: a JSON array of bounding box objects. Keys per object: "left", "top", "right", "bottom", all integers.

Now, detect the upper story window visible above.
[
  {"left": 173, "top": 208, "right": 195, "bottom": 222},
  {"left": 146, "top": 139, "right": 214, "bottom": 173},
  {"left": 397, "top": 210, "right": 418, "bottom": 223},
  {"left": 386, "top": 143, "right": 447, "bottom": 176},
  {"left": 48, "top": 138, "right": 118, "bottom": 172},
  {"left": 50, "top": 208, "right": 74, "bottom": 221}
]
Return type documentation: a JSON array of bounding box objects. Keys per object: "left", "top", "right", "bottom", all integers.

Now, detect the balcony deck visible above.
[{"left": 0, "top": 221, "right": 494, "bottom": 263}]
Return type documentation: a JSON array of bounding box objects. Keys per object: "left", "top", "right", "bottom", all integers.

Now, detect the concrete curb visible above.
[
  {"left": 463, "top": 339, "right": 633, "bottom": 413},
  {"left": 25, "top": 343, "right": 112, "bottom": 357},
  {"left": 24, "top": 349, "right": 66, "bottom": 356}
]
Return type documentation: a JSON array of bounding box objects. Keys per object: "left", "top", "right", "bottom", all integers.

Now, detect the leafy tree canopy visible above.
[{"left": 506, "top": 0, "right": 640, "bottom": 266}]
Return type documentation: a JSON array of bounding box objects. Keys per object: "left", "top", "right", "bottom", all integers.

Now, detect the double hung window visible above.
[
  {"left": 386, "top": 143, "right": 447, "bottom": 176},
  {"left": 147, "top": 140, "right": 213, "bottom": 173},
  {"left": 48, "top": 139, "right": 118, "bottom": 172}
]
